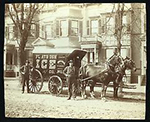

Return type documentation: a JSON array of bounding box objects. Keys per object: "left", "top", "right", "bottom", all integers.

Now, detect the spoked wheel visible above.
[
  {"left": 29, "top": 69, "right": 43, "bottom": 93},
  {"left": 48, "top": 75, "right": 63, "bottom": 95}
]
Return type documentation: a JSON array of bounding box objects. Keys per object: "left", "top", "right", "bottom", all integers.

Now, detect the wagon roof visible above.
[{"left": 67, "top": 49, "right": 87, "bottom": 61}]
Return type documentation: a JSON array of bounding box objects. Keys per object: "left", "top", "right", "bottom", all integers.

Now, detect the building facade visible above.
[{"left": 4, "top": 3, "right": 146, "bottom": 85}]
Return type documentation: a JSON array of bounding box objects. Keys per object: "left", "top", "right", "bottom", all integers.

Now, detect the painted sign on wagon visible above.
[{"left": 33, "top": 54, "right": 67, "bottom": 76}]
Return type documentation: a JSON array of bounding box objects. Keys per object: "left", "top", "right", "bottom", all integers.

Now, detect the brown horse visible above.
[
  {"left": 79, "top": 55, "right": 122, "bottom": 98},
  {"left": 79, "top": 56, "right": 136, "bottom": 99}
]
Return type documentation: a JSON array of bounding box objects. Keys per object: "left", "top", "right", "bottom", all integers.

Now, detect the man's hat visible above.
[
  {"left": 113, "top": 48, "right": 118, "bottom": 53},
  {"left": 26, "top": 60, "right": 30, "bottom": 64},
  {"left": 68, "top": 60, "right": 73, "bottom": 63}
]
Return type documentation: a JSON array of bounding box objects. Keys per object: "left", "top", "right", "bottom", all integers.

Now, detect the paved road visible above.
[{"left": 4, "top": 80, "right": 145, "bottom": 119}]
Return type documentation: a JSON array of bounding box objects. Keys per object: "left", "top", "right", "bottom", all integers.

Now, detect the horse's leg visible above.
[
  {"left": 104, "top": 84, "right": 108, "bottom": 97},
  {"left": 89, "top": 80, "right": 96, "bottom": 98},
  {"left": 119, "top": 81, "right": 123, "bottom": 95},
  {"left": 101, "top": 83, "right": 104, "bottom": 98},
  {"left": 101, "top": 83, "right": 107, "bottom": 100},
  {"left": 82, "top": 81, "right": 87, "bottom": 99},
  {"left": 113, "top": 82, "right": 117, "bottom": 98}
]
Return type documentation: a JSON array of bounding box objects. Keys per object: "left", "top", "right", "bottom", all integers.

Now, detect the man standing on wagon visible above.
[{"left": 63, "top": 60, "right": 77, "bottom": 100}]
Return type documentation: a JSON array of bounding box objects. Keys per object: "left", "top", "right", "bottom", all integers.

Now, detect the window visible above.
[
  {"left": 60, "top": 20, "right": 68, "bottom": 36},
  {"left": 31, "top": 24, "right": 36, "bottom": 30},
  {"left": 106, "top": 49, "right": 113, "bottom": 60},
  {"left": 9, "top": 26, "right": 14, "bottom": 39},
  {"left": 5, "top": 26, "right": 9, "bottom": 39},
  {"left": 91, "top": 20, "right": 98, "bottom": 35},
  {"left": 71, "top": 20, "right": 78, "bottom": 36},
  {"left": 122, "top": 15, "right": 130, "bottom": 33},
  {"left": 30, "top": 23, "right": 37, "bottom": 38},
  {"left": 144, "top": 14, "right": 146, "bottom": 32},
  {"left": 106, "top": 16, "right": 115, "bottom": 33},
  {"left": 123, "top": 15, "right": 127, "bottom": 25},
  {"left": 45, "top": 24, "right": 53, "bottom": 39},
  {"left": 87, "top": 19, "right": 101, "bottom": 36}
]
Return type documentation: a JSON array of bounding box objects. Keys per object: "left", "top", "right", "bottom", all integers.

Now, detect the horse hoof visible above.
[
  {"left": 82, "top": 95, "right": 87, "bottom": 99},
  {"left": 101, "top": 97, "right": 107, "bottom": 102}
]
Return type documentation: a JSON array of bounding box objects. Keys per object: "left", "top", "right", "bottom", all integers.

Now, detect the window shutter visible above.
[
  {"left": 13, "top": 26, "right": 18, "bottom": 38},
  {"left": 42, "top": 25, "right": 45, "bottom": 39},
  {"left": 56, "top": 20, "right": 59, "bottom": 36},
  {"left": 5, "top": 27, "right": 9, "bottom": 39},
  {"left": 79, "top": 21, "right": 83, "bottom": 36},
  {"left": 14, "top": 50, "right": 17, "bottom": 65},
  {"left": 36, "top": 24, "right": 39, "bottom": 38},
  {"left": 101, "top": 17, "right": 105, "bottom": 33},
  {"left": 68, "top": 19, "right": 71, "bottom": 36},
  {"left": 98, "top": 19, "right": 101, "bottom": 34},
  {"left": 51, "top": 24, "right": 53, "bottom": 37},
  {"left": 87, "top": 20, "right": 90, "bottom": 35}
]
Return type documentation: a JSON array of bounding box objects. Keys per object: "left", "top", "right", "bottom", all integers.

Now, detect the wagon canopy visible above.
[{"left": 67, "top": 49, "right": 87, "bottom": 61}]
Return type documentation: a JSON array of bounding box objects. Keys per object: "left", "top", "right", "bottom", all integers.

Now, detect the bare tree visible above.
[
  {"left": 115, "top": 3, "right": 125, "bottom": 54},
  {"left": 5, "top": 3, "right": 44, "bottom": 67}
]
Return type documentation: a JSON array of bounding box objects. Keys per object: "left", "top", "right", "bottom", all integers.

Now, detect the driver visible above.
[{"left": 107, "top": 48, "right": 124, "bottom": 73}]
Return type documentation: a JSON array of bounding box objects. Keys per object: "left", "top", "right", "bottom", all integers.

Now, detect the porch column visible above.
[
  {"left": 94, "top": 46, "right": 97, "bottom": 63},
  {"left": 4, "top": 47, "right": 6, "bottom": 74}
]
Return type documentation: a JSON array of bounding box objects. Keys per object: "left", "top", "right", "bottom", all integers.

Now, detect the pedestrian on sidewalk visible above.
[
  {"left": 63, "top": 60, "right": 77, "bottom": 100},
  {"left": 20, "top": 60, "right": 33, "bottom": 94}
]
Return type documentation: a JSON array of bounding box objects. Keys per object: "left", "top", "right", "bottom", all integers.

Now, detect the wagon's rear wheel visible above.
[
  {"left": 48, "top": 75, "right": 63, "bottom": 95},
  {"left": 29, "top": 69, "right": 43, "bottom": 93}
]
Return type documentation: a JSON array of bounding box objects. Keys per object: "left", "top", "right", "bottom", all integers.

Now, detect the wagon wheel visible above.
[
  {"left": 48, "top": 75, "right": 63, "bottom": 95},
  {"left": 29, "top": 69, "right": 43, "bottom": 93}
]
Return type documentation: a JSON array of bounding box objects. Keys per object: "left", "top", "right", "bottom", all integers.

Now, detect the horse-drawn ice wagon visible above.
[{"left": 28, "top": 48, "right": 87, "bottom": 95}]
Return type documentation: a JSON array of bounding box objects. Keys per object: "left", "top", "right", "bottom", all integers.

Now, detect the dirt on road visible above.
[{"left": 4, "top": 80, "right": 146, "bottom": 119}]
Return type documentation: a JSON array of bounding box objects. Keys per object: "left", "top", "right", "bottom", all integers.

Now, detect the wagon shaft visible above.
[{"left": 80, "top": 69, "right": 106, "bottom": 82}]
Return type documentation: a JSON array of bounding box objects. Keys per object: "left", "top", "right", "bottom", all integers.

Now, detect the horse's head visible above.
[{"left": 123, "top": 56, "right": 137, "bottom": 72}]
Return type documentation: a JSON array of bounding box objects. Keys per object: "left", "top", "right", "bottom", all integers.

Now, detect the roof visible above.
[
  {"left": 32, "top": 37, "right": 54, "bottom": 47},
  {"left": 32, "top": 47, "right": 78, "bottom": 54}
]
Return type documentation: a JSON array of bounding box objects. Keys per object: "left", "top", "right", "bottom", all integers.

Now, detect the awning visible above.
[{"left": 32, "top": 47, "right": 77, "bottom": 54}]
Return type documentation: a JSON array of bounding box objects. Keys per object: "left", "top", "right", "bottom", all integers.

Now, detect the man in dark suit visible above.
[
  {"left": 107, "top": 48, "right": 119, "bottom": 72},
  {"left": 63, "top": 60, "right": 77, "bottom": 100},
  {"left": 20, "top": 60, "right": 33, "bottom": 93}
]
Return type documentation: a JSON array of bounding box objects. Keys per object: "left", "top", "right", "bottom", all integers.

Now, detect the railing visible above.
[{"left": 6, "top": 65, "right": 15, "bottom": 71}]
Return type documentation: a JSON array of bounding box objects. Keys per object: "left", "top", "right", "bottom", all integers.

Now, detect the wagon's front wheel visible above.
[
  {"left": 48, "top": 75, "right": 63, "bottom": 95},
  {"left": 29, "top": 69, "right": 43, "bottom": 93}
]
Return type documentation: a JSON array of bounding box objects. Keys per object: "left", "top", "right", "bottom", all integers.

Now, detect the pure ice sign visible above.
[
  {"left": 34, "top": 54, "right": 66, "bottom": 74},
  {"left": 35, "top": 54, "right": 57, "bottom": 69}
]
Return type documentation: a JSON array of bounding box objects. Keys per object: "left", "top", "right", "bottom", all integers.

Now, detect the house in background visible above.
[{"left": 4, "top": 3, "right": 146, "bottom": 86}]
